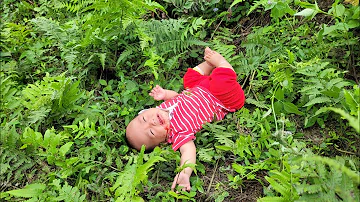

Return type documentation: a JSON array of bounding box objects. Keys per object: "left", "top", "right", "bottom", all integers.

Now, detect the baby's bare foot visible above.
[
  {"left": 204, "top": 47, "right": 233, "bottom": 69},
  {"left": 204, "top": 47, "right": 215, "bottom": 68}
]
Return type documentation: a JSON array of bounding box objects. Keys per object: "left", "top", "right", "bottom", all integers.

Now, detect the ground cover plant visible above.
[{"left": 0, "top": 0, "right": 359, "bottom": 201}]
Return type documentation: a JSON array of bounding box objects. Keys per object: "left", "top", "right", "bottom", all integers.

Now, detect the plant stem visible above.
[
  {"left": 206, "top": 158, "right": 219, "bottom": 194},
  {"left": 271, "top": 85, "right": 279, "bottom": 132}
]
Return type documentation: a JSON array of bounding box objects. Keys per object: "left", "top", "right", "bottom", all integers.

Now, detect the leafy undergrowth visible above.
[{"left": 1, "top": 0, "right": 359, "bottom": 201}]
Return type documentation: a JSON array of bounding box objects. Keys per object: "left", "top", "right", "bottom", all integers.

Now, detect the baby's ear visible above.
[{"left": 138, "top": 109, "right": 149, "bottom": 114}]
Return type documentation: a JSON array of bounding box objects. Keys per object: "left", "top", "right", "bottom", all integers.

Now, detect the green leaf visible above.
[
  {"left": 59, "top": 142, "right": 74, "bottom": 157},
  {"left": 129, "top": 196, "right": 144, "bottom": 202},
  {"left": 230, "top": 0, "right": 244, "bottom": 8},
  {"left": 98, "top": 53, "right": 106, "bottom": 69},
  {"left": 232, "top": 163, "right": 246, "bottom": 175},
  {"left": 99, "top": 79, "right": 107, "bottom": 86},
  {"left": 303, "top": 96, "right": 332, "bottom": 107},
  {"left": 246, "top": 98, "right": 269, "bottom": 109},
  {"left": 265, "top": 176, "right": 289, "bottom": 198},
  {"left": 323, "top": 24, "right": 340, "bottom": 35},
  {"left": 273, "top": 101, "right": 283, "bottom": 114},
  {"left": 275, "top": 88, "right": 284, "bottom": 100},
  {"left": 5, "top": 183, "right": 46, "bottom": 198},
  {"left": 215, "top": 145, "right": 232, "bottom": 151},
  {"left": 334, "top": 4, "right": 345, "bottom": 17},
  {"left": 347, "top": 20, "right": 360, "bottom": 29},
  {"left": 258, "top": 196, "right": 287, "bottom": 202},
  {"left": 294, "top": 8, "right": 317, "bottom": 18},
  {"left": 286, "top": 49, "right": 295, "bottom": 63},
  {"left": 175, "top": 162, "right": 197, "bottom": 175},
  {"left": 283, "top": 102, "right": 304, "bottom": 115},
  {"left": 343, "top": 89, "right": 358, "bottom": 116}
]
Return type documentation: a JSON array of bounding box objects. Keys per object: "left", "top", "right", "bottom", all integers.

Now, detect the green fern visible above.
[
  {"left": 60, "top": 0, "right": 95, "bottom": 13},
  {"left": 263, "top": 170, "right": 300, "bottom": 201},
  {"left": 21, "top": 72, "right": 84, "bottom": 125},
  {"left": 296, "top": 60, "right": 352, "bottom": 106},
  {"left": 296, "top": 156, "right": 360, "bottom": 201},
  {"left": 197, "top": 148, "right": 215, "bottom": 163},
  {"left": 143, "top": 49, "right": 164, "bottom": 80},
  {"left": 211, "top": 27, "right": 274, "bottom": 76},
  {"left": 0, "top": 73, "right": 19, "bottom": 110},
  {"left": 0, "top": 73, "right": 22, "bottom": 145},
  {"left": 128, "top": 18, "right": 208, "bottom": 79},
  {"left": 110, "top": 146, "right": 165, "bottom": 202},
  {"left": 116, "top": 44, "right": 141, "bottom": 68},
  {"left": 247, "top": 0, "right": 295, "bottom": 20},
  {"left": 138, "top": 18, "right": 208, "bottom": 55},
  {"left": 214, "top": 132, "right": 235, "bottom": 150},
  {"left": 30, "top": 17, "right": 81, "bottom": 71},
  {"left": 51, "top": 179, "right": 86, "bottom": 202},
  {"left": 162, "top": 0, "right": 214, "bottom": 15},
  {"left": 0, "top": 148, "right": 35, "bottom": 193},
  {"left": 77, "top": 0, "right": 165, "bottom": 46}
]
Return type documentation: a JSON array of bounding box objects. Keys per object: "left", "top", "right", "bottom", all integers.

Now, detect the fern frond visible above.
[
  {"left": 245, "top": 98, "right": 270, "bottom": 109},
  {"left": 61, "top": 0, "right": 95, "bottom": 13},
  {"left": 303, "top": 96, "right": 332, "bottom": 107},
  {"left": 21, "top": 73, "right": 83, "bottom": 125},
  {"left": 116, "top": 44, "right": 141, "bottom": 67},
  {"left": 264, "top": 169, "right": 299, "bottom": 200},
  {"left": 31, "top": 17, "right": 68, "bottom": 44},
  {"left": 0, "top": 148, "right": 36, "bottom": 188},
  {"left": 198, "top": 148, "right": 214, "bottom": 163},
  {"left": 138, "top": 19, "right": 208, "bottom": 55},
  {"left": 302, "top": 156, "right": 360, "bottom": 184},
  {"left": 80, "top": 0, "right": 165, "bottom": 46},
  {"left": 247, "top": 0, "right": 266, "bottom": 15},
  {"left": 213, "top": 131, "right": 234, "bottom": 148},
  {"left": 52, "top": 180, "right": 86, "bottom": 202},
  {"left": 110, "top": 146, "right": 165, "bottom": 201}
]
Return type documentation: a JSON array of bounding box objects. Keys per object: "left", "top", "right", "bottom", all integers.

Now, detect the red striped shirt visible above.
[{"left": 157, "top": 86, "right": 230, "bottom": 151}]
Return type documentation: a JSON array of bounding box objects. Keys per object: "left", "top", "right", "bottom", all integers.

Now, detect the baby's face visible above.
[{"left": 126, "top": 108, "right": 170, "bottom": 150}]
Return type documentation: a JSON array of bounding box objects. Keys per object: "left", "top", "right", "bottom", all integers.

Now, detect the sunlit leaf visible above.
[{"left": 6, "top": 183, "right": 46, "bottom": 198}]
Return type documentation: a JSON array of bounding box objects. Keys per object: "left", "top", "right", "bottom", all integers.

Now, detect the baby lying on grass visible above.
[{"left": 126, "top": 47, "right": 245, "bottom": 191}]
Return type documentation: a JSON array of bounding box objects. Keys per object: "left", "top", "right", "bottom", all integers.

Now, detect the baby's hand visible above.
[
  {"left": 171, "top": 172, "right": 191, "bottom": 192},
  {"left": 149, "top": 85, "right": 166, "bottom": 101}
]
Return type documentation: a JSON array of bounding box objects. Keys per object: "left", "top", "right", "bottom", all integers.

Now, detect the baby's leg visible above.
[
  {"left": 204, "top": 47, "right": 234, "bottom": 71},
  {"left": 204, "top": 47, "right": 244, "bottom": 110}
]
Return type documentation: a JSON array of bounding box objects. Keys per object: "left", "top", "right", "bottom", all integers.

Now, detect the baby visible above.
[{"left": 126, "top": 47, "right": 245, "bottom": 191}]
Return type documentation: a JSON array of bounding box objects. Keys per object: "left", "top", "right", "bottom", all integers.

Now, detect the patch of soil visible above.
[
  {"left": 196, "top": 162, "right": 265, "bottom": 202},
  {"left": 300, "top": 119, "right": 360, "bottom": 158}
]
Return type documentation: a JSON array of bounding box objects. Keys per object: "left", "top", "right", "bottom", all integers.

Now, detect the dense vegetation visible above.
[{"left": 1, "top": 0, "right": 359, "bottom": 201}]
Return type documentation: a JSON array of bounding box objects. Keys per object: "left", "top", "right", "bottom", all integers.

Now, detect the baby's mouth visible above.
[{"left": 157, "top": 114, "right": 164, "bottom": 125}]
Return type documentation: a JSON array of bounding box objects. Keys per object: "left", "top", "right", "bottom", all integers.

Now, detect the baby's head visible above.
[{"left": 126, "top": 108, "right": 170, "bottom": 151}]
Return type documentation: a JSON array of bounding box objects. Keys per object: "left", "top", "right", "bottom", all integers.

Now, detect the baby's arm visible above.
[
  {"left": 171, "top": 141, "right": 196, "bottom": 191},
  {"left": 149, "top": 85, "right": 178, "bottom": 101}
]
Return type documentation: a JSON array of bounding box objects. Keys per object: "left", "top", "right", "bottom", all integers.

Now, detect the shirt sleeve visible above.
[{"left": 171, "top": 131, "right": 196, "bottom": 151}]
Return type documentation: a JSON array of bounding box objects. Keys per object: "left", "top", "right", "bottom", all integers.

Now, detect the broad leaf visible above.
[
  {"left": 5, "top": 183, "right": 46, "bottom": 198},
  {"left": 283, "top": 102, "right": 304, "bottom": 115}
]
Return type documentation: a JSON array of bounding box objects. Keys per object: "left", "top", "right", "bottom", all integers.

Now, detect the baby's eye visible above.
[
  {"left": 150, "top": 130, "right": 155, "bottom": 136},
  {"left": 143, "top": 117, "right": 146, "bottom": 122}
]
